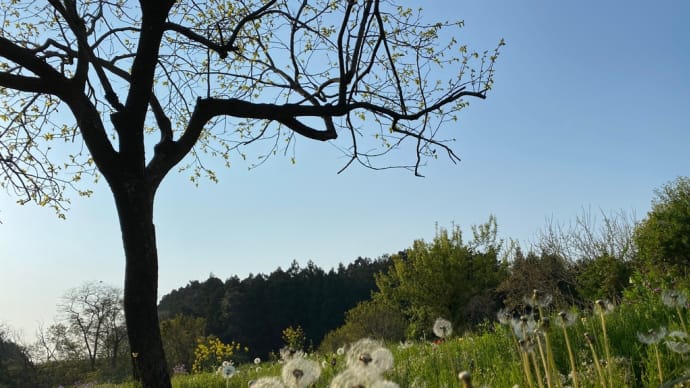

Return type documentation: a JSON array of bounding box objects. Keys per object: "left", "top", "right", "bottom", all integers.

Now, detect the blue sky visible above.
[{"left": 1, "top": 0, "right": 689, "bottom": 341}]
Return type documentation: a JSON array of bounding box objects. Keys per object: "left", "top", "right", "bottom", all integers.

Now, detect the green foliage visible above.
[
  {"left": 375, "top": 217, "right": 508, "bottom": 337},
  {"left": 497, "top": 249, "right": 577, "bottom": 308},
  {"left": 281, "top": 325, "right": 307, "bottom": 352},
  {"left": 319, "top": 298, "right": 407, "bottom": 352},
  {"left": 634, "top": 176, "right": 690, "bottom": 282},
  {"left": 160, "top": 258, "right": 390, "bottom": 358},
  {"left": 160, "top": 315, "right": 206, "bottom": 373},
  {"left": 191, "top": 336, "right": 243, "bottom": 374},
  {"left": 575, "top": 254, "right": 632, "bottom": 302},
  {"left": 0, "top": 326, "right": 41, "bottom": 387},
  {"left": 158, "top": 276, "right": 225, "bottom": 335},
  {"left": 34, "top": 357, "right": 133, "bottom": 388}
]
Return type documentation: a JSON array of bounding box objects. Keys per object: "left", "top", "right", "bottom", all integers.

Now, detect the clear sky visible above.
[{"left": 1, "top": 0, "right": 689, "bottom": 341}]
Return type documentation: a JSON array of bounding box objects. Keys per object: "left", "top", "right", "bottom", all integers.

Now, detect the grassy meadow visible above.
[{"left": 86, "top": 284, "right": 690, "bottom": 388}]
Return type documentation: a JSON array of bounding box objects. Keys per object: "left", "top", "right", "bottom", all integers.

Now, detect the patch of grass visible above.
[{"left": 91, "top": 287, "right": 690, "bottom": 388}]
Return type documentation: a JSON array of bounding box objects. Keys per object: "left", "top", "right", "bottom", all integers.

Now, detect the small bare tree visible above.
[
  {"left": 58, "top": 282, "right": 124, "bottom": 370},
  {"left": 33, "top": 322, "right": 79, "bottom": 363},
  {"left": 533, "top": 207, "right": 637, "bottom": 262}
]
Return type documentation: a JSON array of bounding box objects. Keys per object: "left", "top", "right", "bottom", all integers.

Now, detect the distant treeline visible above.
[{"left": 157, "top": 257, "right": 391, "bottom": 357}]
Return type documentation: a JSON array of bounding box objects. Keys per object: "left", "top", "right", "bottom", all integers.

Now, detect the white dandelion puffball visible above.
[
  {"left": 433, "top": 317, "right": 453, "bottom": 338},
  {"left": 329, "top": 368, "right": 377, "bottom": 388},
  {"left": 370, "top": 347, "right": 394, "bottom": 374},
  {"left": 281, "top": 357, "right": 321, "bottom": 388},
  {"left": 662, "top": 290, "right": 688, "bottom": 307},
  {"left": 345, "top": 338, "right": 383, "bottom": 369},
  {"left": 218, "top": 361, "right": 235, "bottom": 378},
  {"left": 637, "top": 327, "right": 668, "bottom": 345}
]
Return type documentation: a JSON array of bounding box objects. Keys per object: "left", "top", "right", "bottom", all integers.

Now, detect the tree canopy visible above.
[
  {"left": 375, "top": 217, "right": 508, "bottom": 336},
  {"left": 158, "top": 257, "right": 390, "bottom": 358},
  {"left": 634, "top": 176, "right": 690, "bottom": 282},
  {"left": 1, "top": 0, "right": 502, "bottom": 212}
]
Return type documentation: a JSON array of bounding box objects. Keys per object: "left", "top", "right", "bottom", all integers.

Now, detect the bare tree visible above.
[
  {"left": 33, "top": 322, "right": 78, "bottom": 363},
  {"left": 0, "top": 1, "right": 501, "bottom": 385},
  {"left": 58, "top": 282, "right": 124, "bottom": 370},
  {"left": 533, "top": 207, "right": 637, "bottom": 263}
]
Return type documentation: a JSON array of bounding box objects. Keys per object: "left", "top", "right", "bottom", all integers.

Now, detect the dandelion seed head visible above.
[
  {"left": 218, "top": 362, "right": 236, "bottom": 378},
  {"left": 526, "top": 289, "right": 553, "bottom": 308},
  {"left": 662, "top": 290, "right": 688, "bottom": 308},
  {"left": 513, "top": 315, "right": 537, "bottom": 339},
  {"left": 329, "top": 368, "right": 375, "bottom": 388},
  {"left": 637, "top": 327, "right": 667, "bottom": 345},
  {"left": 557, "top": 310, "right": 578, "bottom": 327},
  {"left": 336, "top": 347, "right": 346, "bottom": 356},
  {"left": 496, "top": 308, "right": 512, "bottom": 325},
  {"left": 458, "top": 370, "right": 472, "bottom": 385},
  {"left": 667, "top": 340, "right": 690, "bottom": 354},
  {"left": 594, "top": 299, "right": 615, "bottom": 314},
  {"left": 370, "top": 347, "right": 394, "bottom": 374},
  {"left": 433, "top": 317, "right": 453, "bottom": 338},
  {"left": 254, "top": 357, "right": 262, "bottom": 365},
  {"left": 668, "top": 330, "right": 689, "bottom": 340},
  {"left": 665, "top": 330, "right": 690, "bottom": 354},
  {"left": 280, "top": 347, "right": 305, "bottom": 361},
  {"left": 281, "top": 357, "right": 321, "bottom": 388},
  {"left": 346, "top": 338, "right": 383, "bottom": 369}
]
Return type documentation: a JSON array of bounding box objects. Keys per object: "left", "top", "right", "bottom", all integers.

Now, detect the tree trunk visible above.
[{"left": 112, "top": 179, "right": 171, "bottom": 387}]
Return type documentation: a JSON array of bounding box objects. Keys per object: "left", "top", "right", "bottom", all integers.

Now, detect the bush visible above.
[{"left": 319, "top": 299, "right": 407, "bottom": 352}]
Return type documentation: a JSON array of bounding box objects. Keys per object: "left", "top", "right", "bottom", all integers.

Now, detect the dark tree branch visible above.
[
  {"left": 0, "top": 38, "right": 68, "bottom": 94},
  {"left": 224, "top": 0, "right": 278, "bottom": 53},
  {"left": 119, "top": 1, "right": 174, "bottom": 140},
  {"left": 373, "top": 2, "right": 407, "bottom": 114}
]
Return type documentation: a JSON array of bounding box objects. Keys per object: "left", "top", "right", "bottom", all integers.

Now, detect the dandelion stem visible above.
[
  {"left": 676, "top": 306, "right": 688, "bottom": 335},
  {"left": 601, "top": 317, "right": 613, "bottom": 388},
  {"left": 654, "top": 344, "right": 664, "bottom": 384},
  {"left": 522, "top": 351, "right": 536, "bottom": 388},
  {"left": 585, "top": 333, "right": 608, "bottom": 388},
  {"left": 543, "top": 330, "right": 562, "bottom": 388},
  {"left": 560, "top": 323, "right": 579, "bottom": 388},
  {"left": 535, "top": 334, "right": 553, "bottom": 388},
  {"left": 530, "top": 350, "right": 546, "bottom": 388}
]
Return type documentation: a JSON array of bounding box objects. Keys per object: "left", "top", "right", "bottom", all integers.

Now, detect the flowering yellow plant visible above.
[{"left": 192, "top": 336, "right": 243, "bottom": 373}]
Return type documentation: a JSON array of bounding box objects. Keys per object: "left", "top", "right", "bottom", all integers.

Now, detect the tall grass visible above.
[{"left": 88, "top": 287, "right": 689, "bottom": 388}]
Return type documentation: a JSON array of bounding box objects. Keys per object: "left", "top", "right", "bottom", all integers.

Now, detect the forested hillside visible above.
[{"left": 158, "top": 257, "right": 391, "bottom": 357}]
